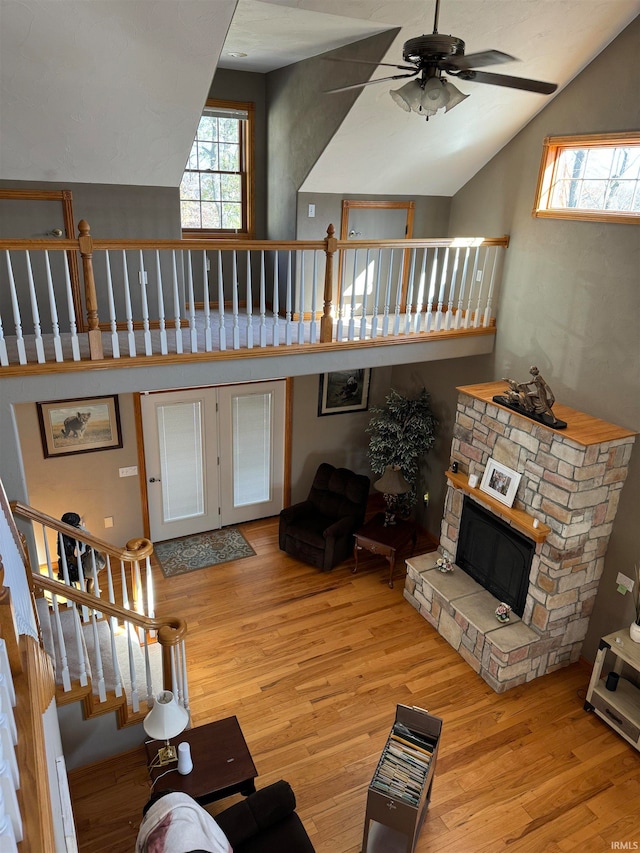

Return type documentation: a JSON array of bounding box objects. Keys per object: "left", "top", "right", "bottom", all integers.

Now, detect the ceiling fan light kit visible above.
[{"left": 328, "top": 0, "right": 557, "bottom": 120}]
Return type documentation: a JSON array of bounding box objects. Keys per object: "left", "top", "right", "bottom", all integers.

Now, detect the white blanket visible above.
[{"left": 135, "top": 791, "right": 233, "bottom": 853}]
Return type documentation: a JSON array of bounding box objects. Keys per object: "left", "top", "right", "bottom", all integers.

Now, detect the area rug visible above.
[{"left": 155, "top": 527, "right": 255, "bottom": 578}]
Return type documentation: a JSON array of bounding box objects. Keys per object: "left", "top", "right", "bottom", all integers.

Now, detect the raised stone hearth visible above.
[{"left": 404, "top": 382, "right": 636, "bottom": 693}]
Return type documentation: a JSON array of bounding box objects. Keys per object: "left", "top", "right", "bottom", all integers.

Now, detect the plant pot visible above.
[{"left": 630, "top": 621, "right": 640, "bottom": 644}]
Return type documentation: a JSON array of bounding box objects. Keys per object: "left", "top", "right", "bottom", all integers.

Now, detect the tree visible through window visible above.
[
  {"left": 534, "top": 133, "right": 640, "bottom": 224},
  {"left": 180, "top": 100, "right": 254, "bottom": 237}
]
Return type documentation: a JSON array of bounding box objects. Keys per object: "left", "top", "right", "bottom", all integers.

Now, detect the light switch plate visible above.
[
  {"left": 119, "top": 466, "right": 138, "bottom": 477},
  {"left": 616, "top": 571, "right": 634, "bottom": 593}
]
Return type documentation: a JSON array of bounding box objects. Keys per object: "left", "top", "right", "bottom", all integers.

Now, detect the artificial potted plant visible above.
[{"left": 366, "top": 388, "right": 437, "bottom": 518}]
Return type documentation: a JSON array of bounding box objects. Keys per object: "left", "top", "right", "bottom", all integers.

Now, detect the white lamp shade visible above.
[
  {"left": 374, "top": 465, "right": 411, "bottom": 495},
  {"left": 443, "top": 80, "right": 469, "bottom": 112},
  {"left": 390, "top": 80, "right": 423, "bottom": 112},
  {"left": 143, "top": 690, "right": 189, "bottom": 741},
  {"left": 421, "top": 77, "right": 450, "bottom": 111}
]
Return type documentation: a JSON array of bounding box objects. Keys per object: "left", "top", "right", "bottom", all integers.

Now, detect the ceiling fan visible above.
[{"left": 326, "top": 0, "right": 558, "bottom": 119}]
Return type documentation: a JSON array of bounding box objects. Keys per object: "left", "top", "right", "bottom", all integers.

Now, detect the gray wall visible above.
[
  {"left": 394, "top": 16, "right": 640, "bottom": 661},
  {"left": 266, "top": 30, "right": 399, "bottom": 240}
]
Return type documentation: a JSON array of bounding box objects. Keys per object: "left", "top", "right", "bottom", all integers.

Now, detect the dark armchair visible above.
[{"left": 279, "top": 463, "right": 370, "bottom": 571}]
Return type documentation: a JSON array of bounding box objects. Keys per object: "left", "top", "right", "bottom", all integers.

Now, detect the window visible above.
[
  {"left": 533, "top": 132, "right": 640, "bottom": 224},
  {"left": 180, "top": 99, "right": 254, "bottom": 238}
]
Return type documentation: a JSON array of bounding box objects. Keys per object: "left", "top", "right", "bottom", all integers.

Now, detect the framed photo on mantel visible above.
[
  {"left": 479, "top": 458, "right": 521, "bottom": 508},
  {"left": 318, "top": 369, "right": 371, "bottom": 416}
]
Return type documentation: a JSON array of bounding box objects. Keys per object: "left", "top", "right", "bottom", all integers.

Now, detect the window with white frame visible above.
[
  {"left": 180, "top": 99, "right": 254, "bottom": 238},
  {"left": 533, "top": 132, "right": 640, "bottom": 224}
]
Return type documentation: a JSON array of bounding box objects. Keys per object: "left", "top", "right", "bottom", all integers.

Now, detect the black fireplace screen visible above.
[{"left": 455, "top": 497, "right": 534, "bottom": 617}]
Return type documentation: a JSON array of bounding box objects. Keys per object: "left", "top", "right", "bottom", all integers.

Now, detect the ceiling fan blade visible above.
[
  {"left": 325, "top": 71, "right": 419, "bottom": 95},
  {"left": 326, "top": 57, "right": 417, "bottom": 72},
  {"left": 448, "top": 49, "right": 517, "bottom": 70},
  {"left": 455, "top": 69, "right": 558, "bottom": 94}
]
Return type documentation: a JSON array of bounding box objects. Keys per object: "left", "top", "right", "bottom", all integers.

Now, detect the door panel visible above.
[
  {"left": 141, "top": 389, "right": 219, "bottom": 541},
  {"left": 218, "top": 381, "right": 286, "bottom": 526}
]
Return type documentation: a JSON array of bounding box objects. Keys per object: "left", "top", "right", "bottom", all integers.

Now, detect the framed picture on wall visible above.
[
  {"left": 318, "top": 369, "right": 371, "bottom": 416},
  {"left": 479, "top": 458, "right": 521, "bottom": 508},
  {"left": 37, "top": 395, "right": 123, "bottom": 458}
]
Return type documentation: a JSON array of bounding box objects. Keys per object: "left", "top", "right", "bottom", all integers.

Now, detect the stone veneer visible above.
[{"left": 404, "top": 382, "right": 636, "bottom": 693}]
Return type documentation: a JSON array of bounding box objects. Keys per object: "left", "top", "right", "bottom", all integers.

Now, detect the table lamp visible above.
[
  {"left": 374, "top": 465, "right": 411, "bottom": 526},
  {"left": 143, "top": 690, "right": 189, "bottom": 767}
]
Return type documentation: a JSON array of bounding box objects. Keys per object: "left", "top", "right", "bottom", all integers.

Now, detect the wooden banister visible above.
[
  {"left": 77, "top": 219, "right": 103, "bottom": 360},
  {"left": 321, "top": 223, "right": 337, "bottom": 343}
]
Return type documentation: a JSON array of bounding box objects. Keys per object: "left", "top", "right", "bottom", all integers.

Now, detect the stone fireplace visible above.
[{"left": 404, "top": 382, "right": 636, "bottom": 693}]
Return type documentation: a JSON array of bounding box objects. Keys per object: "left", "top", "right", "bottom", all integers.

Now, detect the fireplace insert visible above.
[{"left": 455, "top": 497, "right": 534, "bottom": 617}]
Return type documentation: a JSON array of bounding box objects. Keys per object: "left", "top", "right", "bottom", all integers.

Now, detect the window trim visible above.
[
  {"left": 533, "top": 132, "right": 640, "bottom": 224},
  {"left": 181, "top": 98, "right": 255, "bottom": 240}
]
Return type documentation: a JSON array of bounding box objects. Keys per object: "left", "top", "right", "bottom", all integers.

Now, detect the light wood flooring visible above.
[{"left": 68, "top": 516, "right": 640, "bottom": 853}]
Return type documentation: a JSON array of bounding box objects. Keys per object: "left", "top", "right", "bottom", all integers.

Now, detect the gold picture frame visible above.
[{"left": 37, "top": 396, "right": 122, "bottom": 458}]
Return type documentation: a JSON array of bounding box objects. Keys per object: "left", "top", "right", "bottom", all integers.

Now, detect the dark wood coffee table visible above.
[
  {"left": 145, "top": 715, "right": 257, "bottom": 805},
  {"left": 353, "top": 513, "right": 418, "bottom": 588}
]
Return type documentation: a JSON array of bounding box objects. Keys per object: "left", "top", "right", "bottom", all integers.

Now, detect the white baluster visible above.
[
  {"left": 120, "top": 561, "right": 130, "bottom": 611},
  {"left": 51, "top": 591, "right": 71, "bottom": 692},
  {"left": 0, "top": 774, "right": 22, "bottom": 843},
  {"left": 434, "top": 246, "right": 449, "bottom": 331},
  {"left": 156, "top": 250, "right": 168, "bottom": 355},
  {"left": 171, "top": 250, "right": 183, "bottom": 354},
  {"left": 404, "top": 248, "right": 417, "bottom": 335},
  {"left": 71, "top": 602, "right": 89, "bottom": 688},
  {"left": 0, "top": 313, "right": 8, "bottom": 366},
  {"left": 232, "top": 251, "right": 240, "bottom": 349},
  {"left": 285, "top": 251, "right": 293, "bottom": 345},
  {"left": 105, "top": 556, "right": 122, "bottom": 697},
  {"left": 425, "top": 247, "right": 438, "bottom": 332},
  {"left": 125, "top": 621, "right": 139, "bottom": 714},
  {"left": 217, "top": 250, "right": 226, "bottom": 351},
  {"left": 0, "top": 789, "right": 18, "bottom": 853},
  {"left": 62, "top": 250, "right": 81, "bottom": 361},
  {"left": 122, "top": 251, "right": 136, "bottom": 356},
  {"left": 185, "top": 250, "right": 197, "bottom": 353},
  {"left": 4, "top": 251, "right": 27, "bottom": 364},
  {"left": 347, "top": 249, "right": 357, "bottom": 341},
  {"left": 104, "top": 251, "right": 121, "bottom": 359},
  {"left": 145, "top": 555, "right": 155, "bottom": 622},
  {"left": 464, "top": 247, "right": 480, "bottom": 328},
  {"left": 360, "top": 249, "right": 370, "bottom": 340},
  {"left": 259, "top": 251, "right": 267, "bottom": 347},
  {"left": 444, "top": 247, "right": 460, "bottom": 330},
  {"left": 413, "top": 248, "right": 429, "bottom": 333},
  {"left": 483, "top": 247, "right": 499, "bottom": 327},
  {"left": 180, "top": 640, "right": 190, "bottom": 716},
  {"left": 473, "top": 249, "right": 485, "bottom": 328},
  {"left": 272, "top": 251, "right": 280, "bottom": 346},
  {"left": 24, "top": 251, "right": 45, "bottom": 362},
  {"left": 297, "top": 250, "right": 305, "bottom": 344},
  {"left": 143, "top": 632, "right": 153, "bottom": 709},
  {"left": 202, "top": 251, "right": 212, "bottom": 352},
  {"left": 44, "top": 251, "right": 63, "bottom": 361},
  {"left": 454, "top": 247, "right": 471, "bottom": 330},
  {"left": 381, "top": 248, "right": 393, "bottom": 338},
  {"left": 370, "top": 249, "right": 382, "bottom": 339},
  {"left": 246, "top": 251, "right": 254, "bottom": 349},
  {"left": 392, "top": 250, "right": 404, "bottom": 336},
  {"left": 310, "top": 250, "right": 318, "bottom": 344},
  {"left": 138, "top": 250, "right": 152, "bottom": 355},
  {"left": 0, "top": 683, "right": 16, "bottom": 745}
]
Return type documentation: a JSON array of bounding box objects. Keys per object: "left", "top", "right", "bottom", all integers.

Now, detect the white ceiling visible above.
[{"left": 1, "top": 0, "right": 639, "bottom": 196}]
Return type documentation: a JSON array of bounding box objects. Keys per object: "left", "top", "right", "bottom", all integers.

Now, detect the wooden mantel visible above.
[{"left": 457, "top": 382, "right": 637, "bottom": 447}]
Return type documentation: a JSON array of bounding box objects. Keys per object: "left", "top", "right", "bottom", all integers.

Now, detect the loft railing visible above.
[{"left": 0, "top": 223, "right": 509, "bottom": 368}]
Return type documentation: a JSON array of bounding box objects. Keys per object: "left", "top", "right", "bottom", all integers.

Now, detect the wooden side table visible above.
[
  {"left": 353, "top": 513, "right": 417, "bottom": 588},
  {"left": 145, "top": 715, "right": 257, "bottom": 805}
]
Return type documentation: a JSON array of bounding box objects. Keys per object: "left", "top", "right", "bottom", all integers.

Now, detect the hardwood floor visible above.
[{"left": 68, "top": 517, "right": 640, "bottom": 853}]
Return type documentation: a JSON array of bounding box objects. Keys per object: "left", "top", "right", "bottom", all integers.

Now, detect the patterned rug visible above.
[{"left": 154, "top": 527, "right": 256, "bottom": 578}]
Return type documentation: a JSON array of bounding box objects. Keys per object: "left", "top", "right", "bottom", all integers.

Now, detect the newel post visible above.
[
  {"left": 320, "top": 223, "right": 337, "bottom": 343},
  {"left": 77, "top": 219, "right": 104, "bottom": 360}
]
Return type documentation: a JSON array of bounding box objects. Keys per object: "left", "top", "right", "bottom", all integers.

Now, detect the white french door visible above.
[{"left": 141, "top": 381, "right": 286, "bottom": 542}]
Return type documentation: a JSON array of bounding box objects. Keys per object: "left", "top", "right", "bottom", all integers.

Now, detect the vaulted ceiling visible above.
[{"left": 1, "top": 0, "right": 638, "bottom": 196}]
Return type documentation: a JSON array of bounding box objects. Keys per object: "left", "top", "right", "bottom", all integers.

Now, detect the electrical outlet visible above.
[
  {"left": 423, "top": 492, "right": 430, "bottom": 505},
  {"left": 119, "top": 466, "right": 138, "bottom": 477},
  {"left": 104, "top": 517, "right": 113, "bottom": 528}
]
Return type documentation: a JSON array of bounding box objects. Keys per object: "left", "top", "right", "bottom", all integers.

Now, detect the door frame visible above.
[
  {"left": 338, "top": 200, "right": 415, "bottom": 312},
  {"left": 134, "top": 378, "right": 292, "bottom": 541}
]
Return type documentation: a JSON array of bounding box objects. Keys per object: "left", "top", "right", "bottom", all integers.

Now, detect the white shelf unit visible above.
[{"left": 584, "top": 629, "right": 640, "bottom": 752}]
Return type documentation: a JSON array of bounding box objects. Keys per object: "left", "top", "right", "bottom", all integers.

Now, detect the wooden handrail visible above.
[
  {"left": 11, "top": 501, "right": 154, "bottom": 563},
  {"left": 32, "top": 573, "right": 186, "bottom": 646}
]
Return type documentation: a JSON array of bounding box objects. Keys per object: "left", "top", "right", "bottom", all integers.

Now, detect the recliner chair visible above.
[{"left": 279, "top": 463, "right": 370, "bottom": 571}]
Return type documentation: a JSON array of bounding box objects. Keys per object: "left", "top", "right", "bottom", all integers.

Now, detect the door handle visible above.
[{"left": 148, "top": 477, "right": 161, "bottom": 483}]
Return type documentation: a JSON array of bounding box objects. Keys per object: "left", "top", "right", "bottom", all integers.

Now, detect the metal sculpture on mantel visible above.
[{"left": 493, "top": 366, "right": 567, "bottom": 429}]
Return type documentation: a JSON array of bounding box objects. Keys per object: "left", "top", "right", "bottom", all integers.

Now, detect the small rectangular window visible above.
[
  {"left": 533, "top": 132, "right": 640, "bottom": 224},
  {"left": 180, "top": 99, "right": 254, "bottom": 238}
]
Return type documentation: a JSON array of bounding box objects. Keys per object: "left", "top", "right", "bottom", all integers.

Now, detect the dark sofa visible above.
[{"left": 279, "top": 463, "right": 370, "bottom": 571}]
